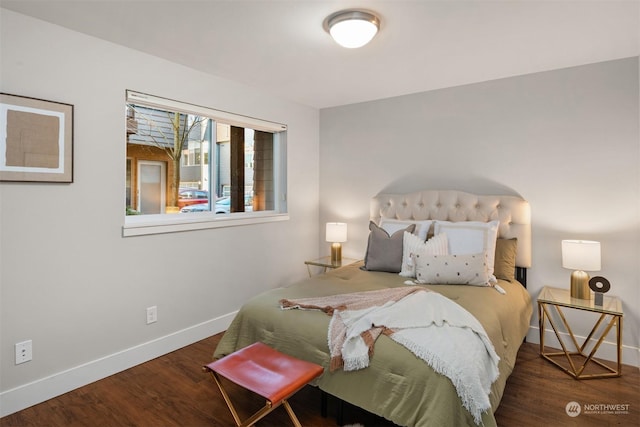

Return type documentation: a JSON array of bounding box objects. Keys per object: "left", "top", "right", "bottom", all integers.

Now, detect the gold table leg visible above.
[{"left": 538, "top": 301, "right": 622, "bottom": 379}]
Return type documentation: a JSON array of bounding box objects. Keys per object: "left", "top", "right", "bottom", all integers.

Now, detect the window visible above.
[{"left": 123, "top": 90, "right": 287, "bottom": 236}]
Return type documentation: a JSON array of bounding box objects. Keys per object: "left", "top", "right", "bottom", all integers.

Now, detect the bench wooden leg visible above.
[
  {"left": 238, "top": 402, "right": 275, "bottom": 427},
  {"left": 283, "top": 400, "right": 302, "bottom": 427},
  {"left": 210, "top": 370, "right": 304, "bottom": 427},
  {"left": 210, "top": 371, "right": 243, "bottom": 426}
]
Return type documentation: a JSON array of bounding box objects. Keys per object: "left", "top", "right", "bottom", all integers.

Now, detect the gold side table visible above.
[
  {"left": 537, "top": 286, "right": 623, "bottom": 379},
  {"left": 304, "top": 256, "right": 358, "bottom": 277}
]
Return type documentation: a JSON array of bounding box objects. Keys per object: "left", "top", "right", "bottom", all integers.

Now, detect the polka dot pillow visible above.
[{"left": 413, "top": 252, "right": 490, "bottom": 286}]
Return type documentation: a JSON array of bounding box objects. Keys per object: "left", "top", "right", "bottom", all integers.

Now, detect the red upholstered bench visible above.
[{"left": 204, "top": 342, "right": 324, "bottom": 427}]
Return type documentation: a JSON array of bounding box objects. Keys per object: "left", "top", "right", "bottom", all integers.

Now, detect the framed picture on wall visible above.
[{"left": 0, "top": 93, "right": 74, "bottom": 183}]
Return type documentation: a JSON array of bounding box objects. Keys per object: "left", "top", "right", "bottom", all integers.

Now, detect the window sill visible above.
[{"left": 122, "top": 211, "right": 289, "bottom": 237}]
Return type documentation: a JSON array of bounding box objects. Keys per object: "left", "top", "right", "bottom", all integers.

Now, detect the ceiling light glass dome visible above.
[{"left": 324, "top": 10, "right": 380, "bottom": 49}]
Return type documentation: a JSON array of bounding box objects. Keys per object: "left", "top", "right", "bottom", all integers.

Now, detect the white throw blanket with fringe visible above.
[{"left": 281, "top": 288, "right": 500, "bottom": 425}]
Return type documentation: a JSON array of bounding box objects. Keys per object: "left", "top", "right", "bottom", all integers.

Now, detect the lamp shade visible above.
[
  {"left": 326, "top": 222, "right": 348, "bottom": 243},
  {"left": 325, "top": 10, "right": 380, "bottom": 48},
  {"left": 562, "top": 240, "right": 601, "bottom": 271}
]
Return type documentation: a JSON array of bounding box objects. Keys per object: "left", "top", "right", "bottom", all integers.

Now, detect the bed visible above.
[{"left": 214, "top": 190, "right": 533, "bottom": 427}]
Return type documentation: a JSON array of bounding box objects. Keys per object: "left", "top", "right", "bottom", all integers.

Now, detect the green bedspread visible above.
[{"left": 213, "top": 262, "right": 532, "bottom": 427}]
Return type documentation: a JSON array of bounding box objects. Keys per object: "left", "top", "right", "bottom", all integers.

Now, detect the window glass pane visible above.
[
  {"left": 126, "top": 104, "right": 211, "bottom": 214},
  {"left": 214, "top": 125, "right": 273, "bottom": 213},
  {"left": 125, "top": 94, "right": 281, "bottom": 219}
]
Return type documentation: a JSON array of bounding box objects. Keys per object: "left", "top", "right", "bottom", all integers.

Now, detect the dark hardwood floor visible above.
[{"left": 1, "top": 332, "right": 638, "bottom": 427}]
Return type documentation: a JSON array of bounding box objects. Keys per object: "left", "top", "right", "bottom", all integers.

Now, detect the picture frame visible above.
[{"left": 0, "top": 93, "right": 74, "bottom": 183}]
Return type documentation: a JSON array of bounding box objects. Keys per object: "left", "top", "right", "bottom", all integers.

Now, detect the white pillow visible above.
[
  {"left": 414, "top": 253, "right": 490, "bottom": 286},
  {"left": 380, "top": 219, "right": 433, "bottom": 241},
  {"left": 433, "top": 220, "right": 499, "bottom": 282},
  {"left": 400, "top": 232, "right": 449, "bottom": 278}
]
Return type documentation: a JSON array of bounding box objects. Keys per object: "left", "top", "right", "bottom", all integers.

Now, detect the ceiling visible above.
[{"left": 2, "top": 0, "right": 638, "bottom": 108}]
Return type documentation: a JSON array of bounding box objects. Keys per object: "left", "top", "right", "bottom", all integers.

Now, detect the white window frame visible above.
[{"left": 123, "top": 90, "right": 288, "bottom": 237}]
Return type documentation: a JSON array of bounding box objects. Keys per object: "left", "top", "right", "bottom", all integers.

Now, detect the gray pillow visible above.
[{"left": 364, "top": 221, "right": 416, "bottom": 273}]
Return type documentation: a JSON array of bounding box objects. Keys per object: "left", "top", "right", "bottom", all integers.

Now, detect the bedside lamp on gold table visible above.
[
  {"left": 326, "top": 222, "right": 347, "bottom": 264},
  {"left": 561, "top": 240, "right": 601, "bottom": 300}
]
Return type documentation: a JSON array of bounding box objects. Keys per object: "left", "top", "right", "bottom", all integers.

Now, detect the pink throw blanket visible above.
[{"left": 280, "top": 286, "right": 425, "bottom": 371}]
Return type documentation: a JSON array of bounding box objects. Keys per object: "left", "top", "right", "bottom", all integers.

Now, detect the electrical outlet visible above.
[
  {"left": 146, "top": 306, "right": 157, "bottom": 324},
  {"left": 15, "top": 340, "right": 32, "bottom": 364}
]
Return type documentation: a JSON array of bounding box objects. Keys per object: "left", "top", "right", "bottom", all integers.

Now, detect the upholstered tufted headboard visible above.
[{"left": 370, "top": 190, "right": 532, "bottom": 270}]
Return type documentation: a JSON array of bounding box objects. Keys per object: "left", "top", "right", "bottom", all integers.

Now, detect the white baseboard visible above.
[
  {"left": 0, "top": 311, "right": 237, "bottom": 418},
  {"left": 526, "top": 325, "right": 640, "bottom": 368}
]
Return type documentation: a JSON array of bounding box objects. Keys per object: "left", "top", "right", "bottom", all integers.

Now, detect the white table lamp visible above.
[
  {"left": 326, "top": 222, "right": 347, "bottom": 264},
  {"left": 562, "top": 240, "right": 601, "bottom": 300}
]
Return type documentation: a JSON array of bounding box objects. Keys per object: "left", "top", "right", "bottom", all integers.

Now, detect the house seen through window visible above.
[{"left": 125, "top": 91, "right": 286, "bottom": 218}]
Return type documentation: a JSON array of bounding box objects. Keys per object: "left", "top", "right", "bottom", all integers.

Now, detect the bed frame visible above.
[{"left": 370, "top": 190, "right": 532, "bottom": 286}]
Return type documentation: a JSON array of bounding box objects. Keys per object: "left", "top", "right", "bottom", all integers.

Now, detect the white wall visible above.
[
  {"left": 1, "top": 7, "right": 637, "bottom": 418},
  {"left": 320, "top": 58, "right": 640, "bottom": 367},
  {"left": 0, "top": 10, "right": 319, "bottom": 415}
]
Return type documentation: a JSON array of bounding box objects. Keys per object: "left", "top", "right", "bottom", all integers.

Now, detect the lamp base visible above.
[
  {"left": 330, "top": 243, "right": 342, "bottom": 265},
  {"left": 570, "top": 270, "right": 591, "bottom": 299}
]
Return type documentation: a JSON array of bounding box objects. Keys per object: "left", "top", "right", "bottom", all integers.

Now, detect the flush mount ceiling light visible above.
[{"left": 324, "top": 9, "right": 380, "bottom": 48}]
